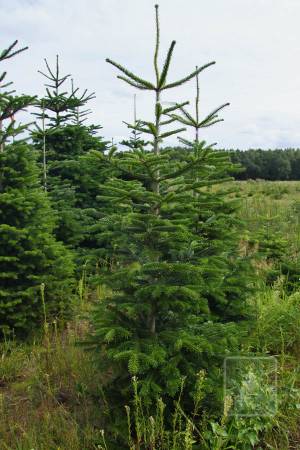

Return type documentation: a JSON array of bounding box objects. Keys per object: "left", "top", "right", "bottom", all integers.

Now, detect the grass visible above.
[
  {"left": 1, "top": 180, "right": 300, "bottom": 449},
  {"left": 234, "top": 180, "right": 300, "bottom": 257},
  {"left": 0, "top": 323, "right": 107, "bottom": 450}
]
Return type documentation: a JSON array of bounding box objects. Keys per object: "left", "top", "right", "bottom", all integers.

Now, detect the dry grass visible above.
[{"left": 0, "top": 323, "right": 106, "bottom": 450}]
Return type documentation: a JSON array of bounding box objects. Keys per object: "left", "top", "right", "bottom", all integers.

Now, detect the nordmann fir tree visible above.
[
  {"left": 0, "top": 41, "right": 35, "bottom": 151},
  {"left": 32, "top": 56, "right": 106, "bottom": 248},
  {"left": 120, "top": 94, "right": 149, "bottom": 150},
  {"left": 167, "top": 72, "right": 253, "bottom": 320},
  {"left": 0, "top": 42, "right": 74, "bottom": 335},
  {"left": 35, "top": 55, "right": 95, "bottom": 128},
  {"left": 84, "top": 6, "right": 214, "bottom": 275},
  {"left": 87, "top": 5, "right": 253, "bottom": 440}
]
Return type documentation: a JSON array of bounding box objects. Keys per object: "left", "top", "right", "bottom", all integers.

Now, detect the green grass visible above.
[
  {"left": 1, "top": 180, "right": 300, "bottom": 449},
  {"left": 234, "top": 180, "right": 300, "bottom": 257}
]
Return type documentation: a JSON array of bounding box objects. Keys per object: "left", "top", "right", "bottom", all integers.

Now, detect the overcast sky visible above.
[{"left": 2, "top": 0, "right": 300, "bottom": 149}]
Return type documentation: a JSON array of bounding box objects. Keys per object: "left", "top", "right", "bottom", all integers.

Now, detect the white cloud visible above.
[{"left": 2, "top": 0, "right": 300, "bottom": 148}]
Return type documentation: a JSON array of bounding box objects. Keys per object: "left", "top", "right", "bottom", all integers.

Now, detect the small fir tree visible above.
[
  {"left": 121, "top": 95, "right": 149, "bottom": 150},
  {"left": 0, "top": 42, "right": 74, "bottom": 335},
  {"left": 33, "top": 56, "right": 107, "bottom": 248},
  {"left": 0, "top": 144, "right": 75, "bottom": 335},
  {"left": 35, "top": 55, "right": 95, "bottom": 128},
  {"left": 165, "top": 73, "right": 251, "bottom": 320},
  {"left": 87, "top": 5, "right": 253, "bottom": 440},
  {"left": 0, "top": 41, "right": 35, "bottom": 150},
  {"left": 167, "top": 67, "right": 229, "bottom": 143}
]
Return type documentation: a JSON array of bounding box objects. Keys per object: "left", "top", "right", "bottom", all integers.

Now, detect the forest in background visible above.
[
  {"left": 229, "top": 148, "right": 300, "bottom": 180},
  {"left": 167, "top": 147, "right": 300, "bottom": 181}
]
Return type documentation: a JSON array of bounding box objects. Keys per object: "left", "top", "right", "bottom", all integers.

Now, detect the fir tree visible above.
[
  {"left": 36, "top": 55, "right": 94, "bottom": 128},
  {"left": 87, "top": 5, "right": 253, "bottom": 440},
  {"left": 32, "top": 56, "right": 107, "bottom": 248},
  {"left": 0, "top": 144, "right": 74, "bottom": 335},
  {"left": 167, "top": 67, "right": 229, "bottom": 143},
  {"left": 120, "top": 95, "right": 149, "bottom": 150},
  {"left": 0, "top": 41, "right": 35, "bottom": 150},
  {"left": 0, "top": 42, "right": 74, "bottom": 335},
  {"left": 164, "top": 72, "right": 250, "bottom": 320}
]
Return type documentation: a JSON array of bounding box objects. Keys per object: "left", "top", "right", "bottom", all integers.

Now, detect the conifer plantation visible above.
[{"left": 1, "top": 4, "right": 300, "bottom": 450}]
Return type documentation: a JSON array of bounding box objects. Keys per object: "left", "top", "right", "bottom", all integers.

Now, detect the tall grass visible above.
[{"left": 0, "top": 323, "right": 106, "bottom": 450}]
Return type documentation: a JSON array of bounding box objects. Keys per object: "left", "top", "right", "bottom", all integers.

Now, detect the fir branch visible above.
[
  {"left": 69, "top": 87, "right": 80, "bottom": 98},
  {"left": 55, "top": 54, "right": 59, "bottom": 81},
  {"left": 155, "top": 102, "right": 163, "bottom": 119},
  {"left": 195, "top": 66, "right": 200, "bottom": 125},
  {"left": 44, "top": 58, "right": 56, "bottom": 80},
  {"left": 201, "top": 102, "right": 230, "bottom": 123},
  {"left": 57, "top": 76, "right": 71, "bottom": 88},
  {"left": 97, "top": 154, "right": 151, "bottom": 183},
  {"left": 160, "top": 127, "right": 186, "bottom": 139},
  {"left": 160, "top": 117, "right": 176, "bottom": 126},
  {"left": 0, "top": 95, "right": 36, "bottom": 121},
  {"left": 192, "top": 177, "right": 233, "bottom": 189},
  {"left": 162, "top": 101, "right": 189, "bottom": 114},
  {"left": 108, "top": 146, "right": 118, "bottom": 159},
  {"left": 0, "top": 40, "right": 28, "bottom": 62},
  {"left": 138, "top": 157, "right": 157, "bottom": 180},
  {"left": 158, "top": 40, "right": 176, "bottom": 88},
  {"left": 111, "top": 163, "right": 150, "bottom": 183},
  {"left": 106, "top": 58, "right": 155, "bottom": 90},
  {"left": 166, "top": 114, "right": 192, "bottom": 127},
  {"left": 124, "top": 121, "right": 154, "bottom": 135},
  {"left": 179, "top": 107, "right": 197, "bottom": 126},
  {"left": 147, "top": 122, "right": 158, "bottom": 136},
  {"left": 154, "top": 4, "right": 160, "bottom": 85},
  {"left": 159, "top": 157, "right": 206, "bottom": 181},
  {"left": 163, "top": 61, "right": 215, "bottom": 90},
  {"left": 177, "top": 136, "right": 194, "bottom": 147},
  {"left": 117, "top": 76, "right": 149, "bottom": 90},
  {"left": 37, "top": 70, "right": 55, "bottom": 82},
  {"left": 0, "top": 72, "right": 7, "bottom": 83},
  {"left": 199, "top": 119, "right": 224, "bottom": 128}
]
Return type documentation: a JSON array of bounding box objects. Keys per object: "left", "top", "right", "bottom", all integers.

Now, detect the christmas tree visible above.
[
  {"left": 120, "top": 95, "right": 149, "bottom": 150},
  {"left": 0, "top": 41, "right": 35, "bottom": 150},
  {"left": 0, "top": 42, "right": 74, "bottom": 335},
  {"left": 87, "top": 5, "right": 254, "bottom": 440},
  {"left": 166, "top": 71, "right": 252, "bottom": 321},
  {"left": 32, "top": 56, "right": 107, "bottom": 249}
]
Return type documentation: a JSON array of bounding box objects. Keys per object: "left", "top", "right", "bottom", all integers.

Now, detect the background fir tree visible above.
[
  {"left": 0, "top": 41, "right": 35, "bottom": 150},
  {"left": 32, "top": 56, "right": 107, "bottom": 250},
  {"left": 0, "top": 42, "right": 74, "bottom": 335},
  {"left": 120, "top": 95, "right": 149, "bottom": 150},
  {"left": 0, "top": 144, "right": 75, "bottom": 335},
  {"left": 165, "top": 73, "right": 252, "bottom": 320},
  {"left": 166, "top": 67, "right": 229, "bottom": 142},
  {"left": 87, "top": 5, "right": 254, "bottom": 441}
]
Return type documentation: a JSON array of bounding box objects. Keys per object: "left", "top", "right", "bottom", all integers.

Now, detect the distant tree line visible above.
[
  {"left": 228, "top": 148, "right": 300, "bottom": 180},
  {"left": 165, "top": 147, "right": 300, "bottom": 181}
]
